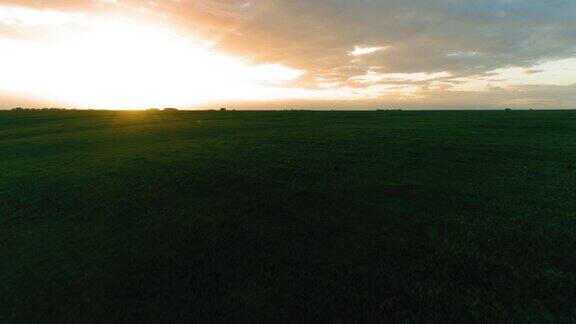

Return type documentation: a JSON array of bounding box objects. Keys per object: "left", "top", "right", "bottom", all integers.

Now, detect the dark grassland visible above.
[{"left": 1, "top": 110, "right": 575, "bottom": 322}]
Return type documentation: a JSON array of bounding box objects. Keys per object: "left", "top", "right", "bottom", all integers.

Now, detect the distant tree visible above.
[{"left": 164, "top": 108, "right": 179, "bottom": 112}]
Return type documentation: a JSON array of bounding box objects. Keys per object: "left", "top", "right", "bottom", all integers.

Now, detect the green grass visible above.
[{"left": 1, "top": 109, "right": 576, "bottom": 322}]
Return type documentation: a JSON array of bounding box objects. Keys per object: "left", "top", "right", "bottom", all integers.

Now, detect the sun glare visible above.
[{"left": 0, "top": 7, "right": 302, "bottom": 109}]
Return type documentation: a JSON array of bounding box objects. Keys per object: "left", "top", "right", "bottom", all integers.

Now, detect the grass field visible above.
[{"left": 1, "top": 109, "right": 576, "bottom": 322}]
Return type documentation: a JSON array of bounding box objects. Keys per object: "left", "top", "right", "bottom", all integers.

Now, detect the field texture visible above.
[{"left": 1, "top": 110, "right": 576, "bottom": 322}]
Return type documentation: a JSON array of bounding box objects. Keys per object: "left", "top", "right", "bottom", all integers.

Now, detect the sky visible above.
[{"left": 0, "top": 0, "right": 575, "bottom": 110}]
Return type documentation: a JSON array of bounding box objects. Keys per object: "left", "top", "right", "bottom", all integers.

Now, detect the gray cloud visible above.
[
  {"left": 118, "top": 0, "right": 576, "bottom": 104},
  {"left": 7, "top": 1, "right": 575, "bottom": 73}
]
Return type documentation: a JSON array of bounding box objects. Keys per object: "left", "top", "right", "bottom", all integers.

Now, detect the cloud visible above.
[{"left": 1, "top": 0, "right": 575, "bottom": 108}]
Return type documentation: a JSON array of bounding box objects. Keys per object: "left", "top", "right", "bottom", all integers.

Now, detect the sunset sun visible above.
[{"left": 0, "top": 6, "right": 302, "bottom": 109}]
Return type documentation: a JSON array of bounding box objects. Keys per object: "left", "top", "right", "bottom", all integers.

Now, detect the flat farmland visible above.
[{"left": 1, "top": 110, "right": 575, "bottom": 322}]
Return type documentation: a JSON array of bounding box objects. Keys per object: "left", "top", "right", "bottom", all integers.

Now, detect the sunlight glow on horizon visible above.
[{"left": 0, "top": 6, "right": 304, "bottom": 109}]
